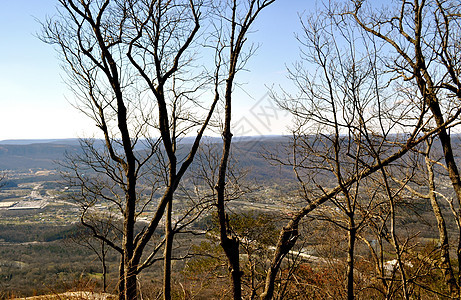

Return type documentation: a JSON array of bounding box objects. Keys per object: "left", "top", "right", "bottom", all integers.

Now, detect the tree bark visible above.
[
  {"left": 260, "top": 223, "right": 298, "bottom": 300},
  {"left": 216, "top": 96, "right": 243, "bottom": 300},
  {"left": 124, "top": 264, "right": 138, "bottom": 300},
  {"left": 102, "top": 241, "right": 107, "bottom": 292},
  {"left": 346, "top": 222, "right": 356, "bottom": 300},
  {"left": 163, "top": 198, "right": 174, "bottom": 300},
  {"left": 425, "top": 147, "right": 458, "bottom": 296},
  {"left": 118, "top": 258, "right": 125, "bottom": 300}
]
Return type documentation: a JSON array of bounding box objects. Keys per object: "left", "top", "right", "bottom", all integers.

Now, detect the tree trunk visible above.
[
  {"left": 346, "top": 223, "right": 356, "bottom": 300},
  {"left": 102, "top": 241, "right": 107, "bottom": 292},
  {"left": 125, "top": 264, "right": 138, "bottom": 300},
  {"left": 215, "top": 129, "right": 243, "bottom": 300},
  {"left": 260, "top": 222, "right": 299, "bottom": 300},
  {"left": 216, "top": 40, "right": 242, "bottom": 299},
  {"left": 222, "top": 236, "right": 242, "bottom": 300},
  {"left": 421, "top": 83, "right": 461, "bottom": 293},
  {"left": 458, "top": 234, "right": 461, "bottom": 289},
  {"left": 434, "top": 125, "right": 461, "bottom": 290},
  {"left": 425, "top": 150, "right": 458, "bottom": 296},
  {"left": 118, "top": 258, "right": 125, "bottom": 300},
  {"left": 163, "top": 198, "right": 174, "bottom": 300}
]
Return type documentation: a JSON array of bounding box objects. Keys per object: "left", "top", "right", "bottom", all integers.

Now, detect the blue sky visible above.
[{"left": 0, "top": 1, "right": 314, "bottom": 140}]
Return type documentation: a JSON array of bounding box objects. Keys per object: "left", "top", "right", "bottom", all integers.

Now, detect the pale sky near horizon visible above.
[{"left": 0, "top": 1, "right": 317, "bottom": 141}]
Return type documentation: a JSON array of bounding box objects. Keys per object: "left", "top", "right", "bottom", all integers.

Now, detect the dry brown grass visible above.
[{"left": 13, "top": 291, "right": 116, "bottom": 300}]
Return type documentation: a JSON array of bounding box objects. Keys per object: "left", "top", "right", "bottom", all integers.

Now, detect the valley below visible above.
[{"left": 0, "top": 137, "right": 458, "bottom": 299}]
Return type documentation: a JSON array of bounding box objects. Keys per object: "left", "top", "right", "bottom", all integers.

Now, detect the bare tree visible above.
[
  {"left": 260, "top": 5, "right": 461, "bottom": 299},
  {"left": 41, "top": 1, "right": 220, "bottom": 299},
  {"left": 68, "top": 214, "right": 118, "bottom": 292},
  {"left": 348, "top": 1, "right": 461, "bottom": 294},
  {"left": 259, "top": 1, "right": 461, "bottom": 298},
  {"left": 392, "top": 137, "right": 458, "bottom": 295},
  {"left": 176, "top": 141, "right": 254, "bottom": 298},
  {"left": 38, "top": 0, "right": 461, "bottom": 299},
  {"left": 211, "top": 1, "right": 276, "bottom": 299}
]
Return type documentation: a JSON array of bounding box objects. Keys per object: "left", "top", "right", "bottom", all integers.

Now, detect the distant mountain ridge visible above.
[
  {"left": 0, "top": 135, "right": 286, "bottom": 145},
  {"left": 0, "top": 136, "right": 293, "bottom": 182},
  {"left": 0, "top": 139, "right": 81, "bottom": 146},
  {"left": 0, "top": 143, "right": 81, "bottom": 170}
]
